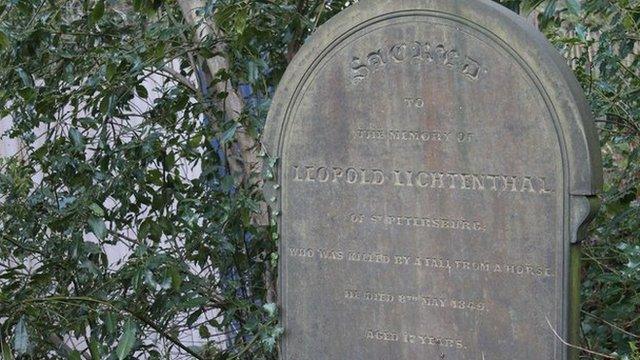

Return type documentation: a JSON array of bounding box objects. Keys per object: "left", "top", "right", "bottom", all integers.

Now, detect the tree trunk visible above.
[{"left": 177, "top": 0, "right": 262, "bottom": 189}]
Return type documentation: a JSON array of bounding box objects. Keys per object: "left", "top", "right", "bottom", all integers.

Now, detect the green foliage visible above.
[
  {"left": 115, "top": 321, "right": 136, "bottom": 360},
  {"left": 0, "top": 0, "right": 637, "bottom": 359},
  {"left": 537, "top": 1, "right": 639, "bottom": 358},
  {"left": 0, "top": 0, "right": 313, "bottom": 358},
  {"left": 499, "top": 0, "right": 640, "bottom": 358}
]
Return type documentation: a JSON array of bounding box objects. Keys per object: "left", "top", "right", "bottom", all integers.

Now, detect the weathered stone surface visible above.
[{"left": 263, "top": 1, "right": 603, "bottom": 359}]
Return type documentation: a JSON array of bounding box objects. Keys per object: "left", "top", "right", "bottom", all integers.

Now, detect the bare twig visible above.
[
  {"left": 545, "top": 317, "right": 618, "bottom": 359},
  {"left": 582, "top": 311, "right": 640, "bottom": 339},
  {"left": 158, "top": 66, "right": 198, "bottom": 92},
  {"left": 20, "top": 296, "right": 206, "bottom": 360},
  {"left": 47, "top": 334, "right": 91, "bottom": 360}
]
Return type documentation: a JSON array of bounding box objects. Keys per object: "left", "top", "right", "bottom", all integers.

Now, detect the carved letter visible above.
[
  {"left": 390, "top": 43, "right": 408, "bottom": 62},
  {"left": 434, "top": 45, "right": 448, "bottom": 65},
  {"left": 367, "top": 50, "right": 387, "bottom": 70},
  {"left": 462, "top": 56, "right": 481, "bottom": 80},
  {"left": 350, "top": 56, "right": 369, "bottom": 84},
  {"left": 445, "top": 49, "right": 461, "bottom": 69}
]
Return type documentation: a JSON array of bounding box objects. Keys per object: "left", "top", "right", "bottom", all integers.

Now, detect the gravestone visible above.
[{"left": 263, "top": 1, "right": 603, "bottom": 359}]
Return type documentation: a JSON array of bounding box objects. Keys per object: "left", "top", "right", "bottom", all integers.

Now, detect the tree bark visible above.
[
  {"left": 176, "top": 2, "right": 274, "bottom": 307},
  {"left": 177, "top": 0, "right": 262, "bottom": 189}
]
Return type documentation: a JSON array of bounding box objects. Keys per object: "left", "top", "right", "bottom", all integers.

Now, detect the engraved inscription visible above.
[
  {"left": 351, "top": 41, "right": 484, "bottom": 84},
  {"left": 344, "top": 289, "right": 487, "bottom": 312},
  {"left": 354, "top": 129, "right": 474, "bottom": 143},
  {"left": 364, "top": 329, "right": 465, "bottom": 350},
  {"left": 291, "top": 165, "right": 555, "bottom": 195},
  {"left": 267, "top": 2, "right": 598, "bottom": 357},
  {"left": 347, "top": 212, "right": 487, "bottom": 232},
  {"left": 372, "top": 214, "right": 487, "bottom": 232},
  {"left": 288, "top": 247, "right": 555, "bottom": 278}
]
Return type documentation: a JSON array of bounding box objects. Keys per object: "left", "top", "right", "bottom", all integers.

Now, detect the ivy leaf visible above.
[
  {"left": 115, "top": 321, "right": 137, "bottom": 360},
  {"left": 0, "top": 29, "right": 9, "bottom": 50},
  {"left": 16, "top": 68, "right": 32, "bottom": 88},
  {"left": 261, "top": 335, "right": 276, "bottom": 351},
  {"left": 104, "top": 313, "right": 117, "bottom": 336},
  {"left": 263, "top": 303, "right": 277, "bottom": 317},
  {"left": 542, "top": 0, "right": 558, "bottom": 22},
  {"left": 198, "top": 325, "right": 211, "bottom": 339},
  {"left": 13, "top": 316, "right": 29, "bottom": 356},
  {"left": 89, "top": 203, "right": 105, "bottom": 217},
  {"left": 69, "top": 127, "right": 84, "bottom": 149},
  {"left": 566, "top": 0, "right": 580, "bottom": 15},
  {"left": 135, "top": 85, "right": 148, "bottom": 99},
  {"left": 91, "top": 0, "right": 105, "bottom": 23},
  {"left": 260, "top": 326, "right": 283, "bottom": 352},
  {"left": 88, "top": 217, "right": 107, "bottom": 240},
  {"left": 221, "top": 123, "right": 239, "bottom": 144},
  {"left": 575, "top": 24, "right": 587, "bottom": 41}
]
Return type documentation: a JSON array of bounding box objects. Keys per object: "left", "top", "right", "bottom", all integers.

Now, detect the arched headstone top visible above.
[
  {"left": 264, "top": 0, "right": 602, "bottom": 195},
  {"left": 263, "top": 1, "right": 603, "bottom": 359}
]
